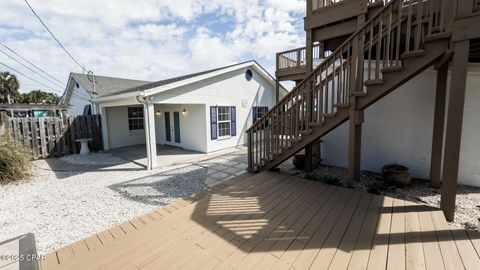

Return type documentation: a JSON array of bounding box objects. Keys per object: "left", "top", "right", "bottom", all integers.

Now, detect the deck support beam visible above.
[
  {"left": 440, "top": 40, "right": 469, "bottom": 221},
  {"left": 347, "top": 109, "right": 363, "bottom": 183},
  {"left": 429, "top": 63, "right": 448, "bottom": 188}
]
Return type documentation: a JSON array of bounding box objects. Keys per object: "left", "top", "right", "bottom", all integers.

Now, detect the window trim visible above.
[
  {"left": 217, "top": 106, "right": 232, "bottom": 139},
  {"left": 254, "top": 106, "right": 269, "bottom": 123},
  {"left": 127, "top": 106, "right": 145, "bottom": 133}
]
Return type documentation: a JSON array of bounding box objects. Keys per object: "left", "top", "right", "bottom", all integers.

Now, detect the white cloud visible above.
[{"left": 0, "top": 0, "right": 305, "bottom": 94}]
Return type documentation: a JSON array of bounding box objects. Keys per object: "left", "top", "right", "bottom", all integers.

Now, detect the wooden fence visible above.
[{"left": 6, "top": 114, "right": 103, "bottom": 159}]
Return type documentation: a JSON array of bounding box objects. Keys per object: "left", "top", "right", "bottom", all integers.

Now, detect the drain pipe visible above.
[{"left": 136, "top": 95, "right": 154, "bottom": 170}]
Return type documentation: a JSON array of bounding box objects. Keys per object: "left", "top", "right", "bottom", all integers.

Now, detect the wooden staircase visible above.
[{"left": 247, "top": 0, "right": 452, "bottom": 173}]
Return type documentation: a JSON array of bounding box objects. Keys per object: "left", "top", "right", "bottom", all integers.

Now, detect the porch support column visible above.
[
  {"left": 440, "top": 40, "right": 470, "bottom": 221},
  {"left": 144, "top": 102, "right": 157, "bottom": 170},
  {"left": 429, "top": 63, "right": 448, "bottom": 188}
]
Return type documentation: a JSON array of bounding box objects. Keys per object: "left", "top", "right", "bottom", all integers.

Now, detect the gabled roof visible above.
[
  {"left": 94, "top": 60, "right": 287, "bottom": 102},
  {"left": 69, "top": 73, "right": 150, "bottom": 97}
]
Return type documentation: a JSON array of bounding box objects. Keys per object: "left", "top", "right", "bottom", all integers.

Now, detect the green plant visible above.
[
  {"left": 319, "top": 174, "right": 342, "bottom": 186},
  {"left": 0, "top": 135, "right": 31, "bottom": 183}
]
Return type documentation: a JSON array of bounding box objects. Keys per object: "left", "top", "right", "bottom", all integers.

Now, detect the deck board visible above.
[{"left": 40, "top": 172, "right": 479, "bottom": 270}]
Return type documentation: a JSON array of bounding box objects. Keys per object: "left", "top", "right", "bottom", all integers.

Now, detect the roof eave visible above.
[{"left": 93, "top": 91, "right": 144, "bottom": 102}]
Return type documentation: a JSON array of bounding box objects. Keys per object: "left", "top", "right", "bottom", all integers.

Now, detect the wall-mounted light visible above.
[
  {"left": 156, "top": 111, "right": 161, "bottom": 116},
  {"left": 182, "top": 109, "right": 187, "bottom": 115}
]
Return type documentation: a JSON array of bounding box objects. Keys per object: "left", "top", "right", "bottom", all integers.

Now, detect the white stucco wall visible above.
[
  {"left": 149, "top": 67, "right": 276, "bottom": 153},
  {"left": 321, "top": 63, "right": 480, "bottom": 187},
  {"left": 105, "top": 106, "right": 146, "bottom": 149}
]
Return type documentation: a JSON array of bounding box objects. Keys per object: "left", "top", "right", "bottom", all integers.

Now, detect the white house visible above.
[
  {"left": 59, "top": 72, "right": 150, "bottom": 116},
  {"left": 88, "top": 61, "right": 286, "bottom": 169}
]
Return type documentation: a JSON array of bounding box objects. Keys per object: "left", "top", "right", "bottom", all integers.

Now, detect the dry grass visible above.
[{"left": 0, "top": 135, "right": 31, "bottom": 183}]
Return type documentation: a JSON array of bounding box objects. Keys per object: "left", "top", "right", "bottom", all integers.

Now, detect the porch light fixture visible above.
[
  {"left": 182, "top": 109, "right": 187, "bottom": 115},
  {"left": 156, "top": 111, "right": 161, "bottom": 116}
]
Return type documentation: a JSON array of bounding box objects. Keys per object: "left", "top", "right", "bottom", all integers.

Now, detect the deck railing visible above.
[
  {"left": 311, "top": 0, "right": 388, "bottom": 12},
  {"left": 248, "top": 0, "right": 450, "bottom": 171},
  {"left": 277, "top": 44, "right": 322, "bottom": 71}
]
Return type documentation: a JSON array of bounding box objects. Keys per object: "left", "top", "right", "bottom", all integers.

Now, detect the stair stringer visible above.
[
  {"left": 357, "top": 38, "right": 451, "bottom": 109},
  {"left": 262, "top": 38, "right": 451, "bottom": 172}
]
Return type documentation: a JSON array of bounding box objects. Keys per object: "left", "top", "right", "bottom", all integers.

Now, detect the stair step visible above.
[
  {"left": 290, "top": 137, "right": 302, "bottom": 143},
  {"left": 334, "top": 103, "right": 350, "bottom": 108},
  {"left": 323, "top": 113, "right": 337, "bottom": 118},
  {"left": 350, "top": 91, "right": 367, "bottom": 97},
  {"left": 299, "top": 129, "right": 313, "bottom": 135},
  {"left": 364, "top": 79, "right": 384, "bottom": 86},
  {"left": 381, "top": 65, "right": 403, "bottom": 73},
  {"left": 310, "top": 121, "right": 324, "bottom": 127},
  {"left": 401, "top": 50, "right": 426, "bottom": 59},
  {"left": 425, "top": 32, "right": 452, "bottom": 42}
]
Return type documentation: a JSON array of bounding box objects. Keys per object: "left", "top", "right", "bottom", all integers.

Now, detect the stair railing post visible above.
[
  {"left": 304, "top": 29, "right": 315, "bottom": 173},
  {"left": 347, "top": 15, "right": 366, "bottom": 184},
  {"left": 247, "top": 130, "right": 253, "bottom": 171}
]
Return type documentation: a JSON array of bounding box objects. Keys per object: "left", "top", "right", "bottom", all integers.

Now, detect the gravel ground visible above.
[
  {"left": 0, "top": 151, "right": 246, "bottom": 255},
  {"left": 279, "top": 159, "right": 480, "bottom": 231}
]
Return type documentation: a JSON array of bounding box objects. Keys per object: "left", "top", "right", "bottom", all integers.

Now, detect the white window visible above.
[
  {"left": 256, "top": 106, "right": 268, "bottom": 120},
  {"left": 217, "top": 106, "right": 231, "bottom": 138},
  {"left": 127, "top": 106, "right": 144, "bottom": 131}
]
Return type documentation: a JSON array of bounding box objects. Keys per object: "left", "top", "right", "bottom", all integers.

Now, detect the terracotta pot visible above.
[
  {"left": 382, "top": 164, "right": 412, "bottom": 187},
  {"left": 293, "top": 154, "right": 305, "bottom": 170}
]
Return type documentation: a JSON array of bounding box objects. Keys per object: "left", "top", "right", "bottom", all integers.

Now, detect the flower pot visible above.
[
  {"left": 293, "top": 154, "right": 305, "bottom": 170},
  {"left": 381, "top": 164, "right": 412, "bottom": 187}
]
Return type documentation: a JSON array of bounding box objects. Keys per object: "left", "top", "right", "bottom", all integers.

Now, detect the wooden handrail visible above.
[
  {"left": 248, "top": 0, "right": 451, "bottom": 171},
  {"left": 277, "top": 44, "right": 321, "bottom": 71},
  {"left": 311, "top": 0, "right": 387, "bottom": 12}
]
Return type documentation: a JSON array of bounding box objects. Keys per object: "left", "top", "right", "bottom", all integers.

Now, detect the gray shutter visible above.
[
  {"left": 231, "top": 106, "right": 236, "bottom": 136},
  {"left": 252, "top": 106, "right": 257, "bottom": 124},
  {"left": 210, "top": 106, "right": 217, "bottom": 140}
]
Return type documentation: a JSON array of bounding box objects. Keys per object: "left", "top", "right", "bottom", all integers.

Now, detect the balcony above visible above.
[
  {"left": 276, "top": 45, "right": 323, "bottom": 82},
  {"left": 306, "top": 0, "right": 385, "bottom": 31}
]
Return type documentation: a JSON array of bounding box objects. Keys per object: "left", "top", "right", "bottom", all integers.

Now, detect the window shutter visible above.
[
  {"left": 210, "top": 106, "right": 217, "bottom": 140},
  {"left": 231, "top": 106, "right": 236, "bottom": 136},
  {"left": 252, "top": 106, "right": 257, "bottom": 124}
]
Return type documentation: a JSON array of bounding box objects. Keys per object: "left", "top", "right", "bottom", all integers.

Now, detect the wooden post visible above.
[
  {"left": 275, "top": 80, "right": 280, "bottom": 104},
  {"left": 304, "top": 29, "right": 315, "bottom": 173},
  {"left": 429, "top": 63, "right": 448, "bottom": 188},
  {"left": 440, "top": 40, "right": 470, "bottom": 221},
  {"left": 347, "top": 15, "right": 365, "bottom": 184}
]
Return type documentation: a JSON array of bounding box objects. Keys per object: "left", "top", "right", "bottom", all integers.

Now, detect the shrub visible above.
[{"left": 0, "top": 135, "right": 31, "bottom": 183}]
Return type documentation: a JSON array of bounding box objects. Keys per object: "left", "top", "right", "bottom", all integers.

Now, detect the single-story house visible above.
[
  {"left": 59, "top": 72, "right": 150, "bottom": 116},
  {"left": 75, "top": 61, "right": 286, "bottom": 169}
]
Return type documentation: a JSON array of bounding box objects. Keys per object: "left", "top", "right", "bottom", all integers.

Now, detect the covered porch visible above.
[{"left": 101, "top": 102, "right": 207, "bottom": 169}]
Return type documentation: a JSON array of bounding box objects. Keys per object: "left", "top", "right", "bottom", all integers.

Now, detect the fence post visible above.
[{"left": 0, "top": 111, "right": 10, "bottom": 136}]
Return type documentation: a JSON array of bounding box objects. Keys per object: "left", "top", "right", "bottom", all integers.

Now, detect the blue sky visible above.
[{"left": 0, "top": 0, "right": 306, "bottom": 95}]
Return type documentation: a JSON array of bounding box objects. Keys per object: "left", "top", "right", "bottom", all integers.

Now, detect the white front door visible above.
[{"left": 164, "top": 111, "right": 181, "bottom": 146}]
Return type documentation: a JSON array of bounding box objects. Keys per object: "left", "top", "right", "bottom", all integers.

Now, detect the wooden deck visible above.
[{"left": 41, "top": 171, "right": 480, "bottom": 270}]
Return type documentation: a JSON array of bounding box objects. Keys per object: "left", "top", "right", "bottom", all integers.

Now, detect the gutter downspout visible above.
[{"left": 136, "top": 95, "right": 155, "bottom": 170}]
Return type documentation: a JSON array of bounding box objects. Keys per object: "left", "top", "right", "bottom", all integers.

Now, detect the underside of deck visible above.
[{"left": 41, "top": 172, "right": 480, "bottom": 270}]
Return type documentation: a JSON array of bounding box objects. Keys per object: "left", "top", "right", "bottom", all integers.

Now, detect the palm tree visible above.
[{"left": 0, "top": 72, "right": 20, "bottom": 103}]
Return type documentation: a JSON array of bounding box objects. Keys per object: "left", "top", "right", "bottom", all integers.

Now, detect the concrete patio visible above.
[{"left": 109, "top": 144, "right": 239, "bottom": 168}]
